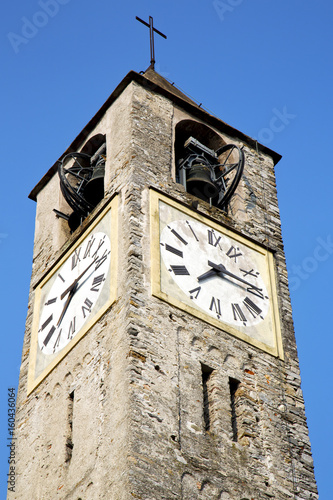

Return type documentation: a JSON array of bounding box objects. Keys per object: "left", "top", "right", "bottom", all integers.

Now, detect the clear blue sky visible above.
[{"left": 1, "top": 0, "right": 332, "bottom": 497}]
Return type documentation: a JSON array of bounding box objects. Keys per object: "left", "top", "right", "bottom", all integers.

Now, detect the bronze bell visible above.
[
  {"left": 186, "top": 163, "right": 219, "bottom": 202},
  {"left": 83, "top": 156, "right": 105, "bottom": 207}
]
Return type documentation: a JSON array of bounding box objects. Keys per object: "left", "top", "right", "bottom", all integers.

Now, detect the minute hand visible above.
[
  {"left": 57, "top": 286, "right": 76, "bottom": 327},
  {"left": 207, "top": 261, "right": 262, "bottom": 290}
]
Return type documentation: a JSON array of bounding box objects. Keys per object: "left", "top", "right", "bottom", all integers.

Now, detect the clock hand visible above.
[
  {"left": 57, "top": 284, "right": 77, "bottom": 327},
  {"left": 57, "top": 257, "right": 101, "bottom": 327},
  {"left": 207, "top": 261, "right": 263, "bottom": 291},
  {"left": 197, "top": 268, "right": 219, "bottom": 282},
  {"left": 60, "top": 258, "right": 97, "bottom": 300}
]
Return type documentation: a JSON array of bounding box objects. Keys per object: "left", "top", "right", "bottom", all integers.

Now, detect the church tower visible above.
[{"left": 10, "top": 68, "right": 317, "bottom": 499}]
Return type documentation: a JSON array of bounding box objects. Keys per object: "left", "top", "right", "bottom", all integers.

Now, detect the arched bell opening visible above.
[
  {"left": 56, "top": 134, "right": 106, "bottom": 232},
  {"left": 174, "top": 120, "right": 244, "bottom": 209}
]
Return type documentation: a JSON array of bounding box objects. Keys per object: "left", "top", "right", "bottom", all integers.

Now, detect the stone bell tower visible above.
[{"left": 10, "top": 68, "right": 317, "bottom": 499}]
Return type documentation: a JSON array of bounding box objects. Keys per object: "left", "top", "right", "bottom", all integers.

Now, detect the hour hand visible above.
[
  {"left": 197, "top": 268, "right": 219, "bottom": 282},
  {"left": 57, "top": 284, "right": 77, "bottom": 327},
  {"left": 207, "top": 260, "right": 226, "bottom": 273},
  {"left": 197, "top": 260, "right": 227, "bottom": 282}
]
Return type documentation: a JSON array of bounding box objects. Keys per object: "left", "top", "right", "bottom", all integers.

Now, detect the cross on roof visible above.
[{"left": 136, "top": 15, "right": 167, "bottom": 70}]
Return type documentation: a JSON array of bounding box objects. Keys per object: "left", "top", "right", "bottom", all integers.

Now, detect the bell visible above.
[
  {"left": 186, "top": 163, "right": 219, "bottom": 202},
  {"left": 83, "top": 157, "right": 105, "bottom": 207}
]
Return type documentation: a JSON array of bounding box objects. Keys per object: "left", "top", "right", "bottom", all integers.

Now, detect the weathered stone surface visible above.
[{"left": 10, "top": 70, "right": 317, "bottom": 499}]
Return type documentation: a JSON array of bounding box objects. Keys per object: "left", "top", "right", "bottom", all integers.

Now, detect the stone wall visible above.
[{"left": 11, "top": 74, "right": 317, "bottom": 499}]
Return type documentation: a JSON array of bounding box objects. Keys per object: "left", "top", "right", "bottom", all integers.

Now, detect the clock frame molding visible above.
[
  {"left": 27, "top": 195, "right": 119, "bottom": 395},
  {"left": 150, "top": 189, "right": 284, "bottom": 359}
]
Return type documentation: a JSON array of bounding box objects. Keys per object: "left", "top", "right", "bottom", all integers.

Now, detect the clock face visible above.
[
  {"left": 37, "top": 231, "right": 111, "bottom": 355},
  {"left": 28, "top": 197, "right": 118, "bottom": 394},
  {"left": 150, "top": 190, "right": 283, "bottom": 358},
  {"left": 160, "top": 219, "right": 270, "bottom": 329}
]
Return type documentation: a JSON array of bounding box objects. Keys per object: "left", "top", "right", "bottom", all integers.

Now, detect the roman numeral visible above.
[
  {"left": 95, "top": 249, "right": 109, "bottom": 270},
  {"left": 186, "top": 221, "right": 199, "bottom": 241},
  {"left": 42, "top": 325, "right": 56, "bottom": 349},
  {"left": 91, "top": 274, "right": 105, "bottom": 292},
  {"left": 247, "top": 285, "right": 265, "bottom": 300},
  {"left": 243, "top": 297, "right": 262, "bottom": 318},
  {"left": 209, "top": 297, "right": 222, "bottom": 318},
  {"left": 170, "top": 265, "right": 189, "bottom": 275},
  {"left": 92, "top": 236, "right": 106, "bottom": 259},
  {"left": 83, "top": 237, "right": 95, "bottom": 259},
  {"left": 58, "top": 273, "right": 65, "bottom": 282},
  {"left": 240, "top": 268, "right": 258, "bottom": 278},
  {"left": 82, "top": 298, "right": 93, "bottom": 318},
  {"left": 189, "top": 286, "right": 201, "bottom": 299},
  {"left": 44, "top": 297, "right": 57, "bottom": 306},
  {"left": 168, "top": 227, "right": 188, "bottom": 245},
  {"left": 71, "top": 247, "right": 82, "bottom": 270},
  {"left": 226, "top": 246, "right": 242, "bottom": 262},
  {"left": 208, "top": 230, "right": 222, "bottom": 248},
  {"left": 40, "top": 314, "right": 53, "bottom": 332},
  {"left": 53, "top": 330, "right": 62, "bottom": 353},
  {"left": 67, "top": 317, "right": 76, "bottom": 340},
  {"left": 165, "top": 244, "right": 183, "bottom": 258},
  {"left": 232, "top": 303, "right": 247, "bottom": 325}
]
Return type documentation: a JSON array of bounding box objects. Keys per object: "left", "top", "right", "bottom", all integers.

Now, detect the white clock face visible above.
[
  {"left": 160, "top": 219, "right": 270, "bottom": 329},
  {"left": 150, "top": 191, "right": 283, "bottom": 358},
  {"left": 37, "top": 231, "right": 111, "bottom": 355}
]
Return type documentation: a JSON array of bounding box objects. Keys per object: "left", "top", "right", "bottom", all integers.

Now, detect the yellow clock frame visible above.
[
  {"left": 27, "top": 195, "right": 118, "bottom": 394},
  {"left": 150, "top": 189, "right": 283, "bottom": 359}
]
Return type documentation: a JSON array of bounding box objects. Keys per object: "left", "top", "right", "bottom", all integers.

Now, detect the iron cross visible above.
[{"left": 136, "top": 16, "right": 167, "bottom": 70}]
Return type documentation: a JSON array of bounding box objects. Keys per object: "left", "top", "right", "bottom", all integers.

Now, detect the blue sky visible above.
[{"left": 1, "top": 0, "right": 332, "bottom": 497}]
